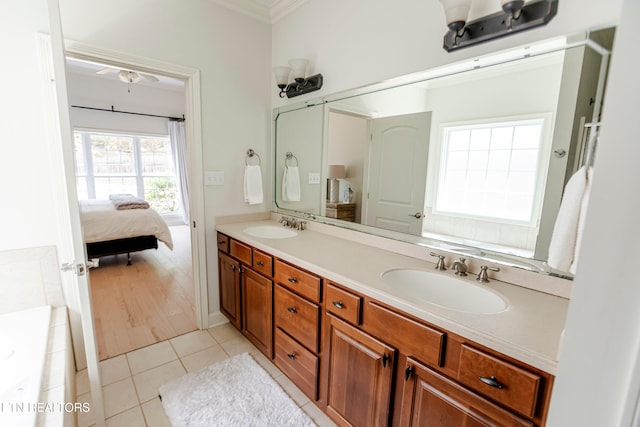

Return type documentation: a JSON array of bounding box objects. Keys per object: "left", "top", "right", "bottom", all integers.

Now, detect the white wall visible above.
[
  {"left": 58, "top": 0, "right": 272, "bottom": 317},
  {"left": 0, "top": 3, "right": 63, "bottom": 251},
  {"left": 272, "top": 0, "right": 621, "bottom": 107}
]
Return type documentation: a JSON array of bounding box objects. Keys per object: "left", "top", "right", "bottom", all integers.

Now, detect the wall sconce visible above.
[
  {"left": 438, "top": 0, "right": 558, "bottom": 52},
  {"left": 273, "top": 58, "right": 323, "bottom": 98}
]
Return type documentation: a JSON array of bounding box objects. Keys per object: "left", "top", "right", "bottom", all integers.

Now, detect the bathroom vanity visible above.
[{"left": 216, "top": 219, "right": 568, "bottom": 426}]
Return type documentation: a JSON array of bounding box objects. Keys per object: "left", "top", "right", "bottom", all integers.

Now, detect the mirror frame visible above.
[{"left": 272, "top": 28, "right": 613, "bottom": 280}]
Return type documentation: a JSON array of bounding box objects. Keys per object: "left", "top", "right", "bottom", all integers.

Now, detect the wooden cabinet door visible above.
[
  {"left": 400, "top": 358, "right": 533, "bottom": 427},
  {"left": 242, "top": 267, "right": 273, "bottom": 358},
  {"left": 326, "top": 315, "right": 395, "bottom": 427},
  {"left": 218, "top": 251, "right": 241, "bottom": 329}
]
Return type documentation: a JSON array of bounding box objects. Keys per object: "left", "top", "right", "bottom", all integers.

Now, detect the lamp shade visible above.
[
  {"left": 328, "top": 165, "right": 346, "bottom": 179},
  {"left": 273, "top": 66, "right": 292, "bottom": 86},
  {"left": 439, "top": 0, "right": 471, "bottom": 28},
  {"left": 288, "top": 58, "right": 309, "bottom": 81}
]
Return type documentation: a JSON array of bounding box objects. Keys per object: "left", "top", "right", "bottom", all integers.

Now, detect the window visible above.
[
  {"left": 74, "top": 130, "right": 179, "bottom": 213},
  {"left": 434, "top": 118, "right": 547, "bottom": 225}
]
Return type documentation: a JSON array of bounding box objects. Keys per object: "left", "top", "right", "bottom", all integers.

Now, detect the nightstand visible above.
[{"left": 325, "top": 202, "right": 356, "bottom": 222}]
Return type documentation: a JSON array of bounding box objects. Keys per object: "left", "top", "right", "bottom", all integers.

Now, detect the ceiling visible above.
[{"left": 65, "top": 57, "right": 185, "bottom": 92}]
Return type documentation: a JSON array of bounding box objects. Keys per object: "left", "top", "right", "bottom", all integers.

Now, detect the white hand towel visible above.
[
  {"left": 570, "top": 166, "right": 593, "bottom": 274},
  {"left": 547, "top": 166, "right": 588, "bottom": 272},
  {"left": 282, "top": 166, "right": 301, "bottom": 202},
  {"left": 244, "top": 165, "right": 263, "bottom": 205}
]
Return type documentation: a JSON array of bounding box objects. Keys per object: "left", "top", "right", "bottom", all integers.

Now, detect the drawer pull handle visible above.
[
  {"left": 404, "top": 366, "right": 414, "bottom": 381},
  {"left": 217, "top": 240, "right": 226, "bottom": 245},
  {"left": 231, "top": 265, "right": 236, "bottom": 272},
  {"left": 287, "top": 307, "right": 297, "bottom": 313},
  {"left": 287, "top": 353, "right": 296, "bottom": 360},
  {"left": 332, "top": 301, "right": 344, "bottom": 309},
  {"left": 256, "top": 261, "right": 265, "bottom": 266},
  {"left": 288, "top": 277, "right": 298, "bottom": 283},
  {"left": 382, "top": 353, "right": 391, "bottom": 368},
  {"left": 479, "top": 375, "right": 503, "bottom": 389}
]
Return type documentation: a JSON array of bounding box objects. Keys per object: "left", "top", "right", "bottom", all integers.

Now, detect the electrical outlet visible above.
[
  {"left": 308, "top": 172, "right": 321, "bottom": 184},
  {"left": 205, "top": 171, "right": 224, "bottom": 186}
]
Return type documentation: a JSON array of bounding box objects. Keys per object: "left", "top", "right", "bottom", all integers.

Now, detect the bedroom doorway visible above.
[{"left": 63, "top": 48, "right": 208, "bottom": 360}]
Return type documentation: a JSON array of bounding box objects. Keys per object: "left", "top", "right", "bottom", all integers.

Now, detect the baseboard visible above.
[{"left": 208, "top": 311, "right": 229, "bottom": 329}]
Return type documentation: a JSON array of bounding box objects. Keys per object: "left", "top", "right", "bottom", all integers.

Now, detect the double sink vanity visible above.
[{"left": 216, "top": 218, "right": 568, "bottom": 426}]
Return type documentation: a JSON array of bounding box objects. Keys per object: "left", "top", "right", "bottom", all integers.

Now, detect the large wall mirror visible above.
[{"left": 273, "top": 27, "right": 614, "bottom": 278}]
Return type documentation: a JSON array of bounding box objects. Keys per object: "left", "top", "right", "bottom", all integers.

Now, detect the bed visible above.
[{"left": 79, "top": 199, "right": 173, "bottom": 265}]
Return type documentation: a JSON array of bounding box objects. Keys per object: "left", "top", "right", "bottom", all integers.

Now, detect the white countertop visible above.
[{"left": 216, "top": 220, "right": 569, "bottom": 374}]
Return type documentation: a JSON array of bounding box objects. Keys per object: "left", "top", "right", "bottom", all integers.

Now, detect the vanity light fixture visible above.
[
  {"left": 273, "top": 58, "right": 323, "bottom": 98},
  {"left": 438, "top": 0, "right": 558, "bottom": 52}
]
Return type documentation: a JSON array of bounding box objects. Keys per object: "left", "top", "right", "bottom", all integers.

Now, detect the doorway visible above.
[{"left": 64, "top": 47, "right": 208, "bottom": 360}]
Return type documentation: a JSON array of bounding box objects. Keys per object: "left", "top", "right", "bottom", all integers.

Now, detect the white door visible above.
[
  {"left": 364, "top": 112, "right": 432, "bottom": 235},
  {"left": 45, "top": 0, "right": 106, "bottom": 425}
]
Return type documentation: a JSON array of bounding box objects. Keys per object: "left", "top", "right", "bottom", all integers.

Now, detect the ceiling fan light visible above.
[{"left": 118, "top": 70, "right": 142, "bottom": 84}]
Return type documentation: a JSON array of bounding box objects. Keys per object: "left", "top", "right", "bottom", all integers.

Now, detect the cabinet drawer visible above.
[
  {"left": 216, "top": 232, "right": 229, "bottom": 253},
  {"left": 252, "top": 249, "right": 273, "bottom": 277},
  {"left": 274, "top": 328, "right": 318, "bottom": 400},
  {"left": 458, "top": 344, "right": 541, "bottom": 418},
  {"left": 325, "top": 283, "right": 362, "bottom": 325},
  {"left": 230, "top": 239, "right": 252, "bottom": 265},
  {"left": 274, "top": 284, "right": 320, "bottom": 353},
  {"left": 363, "top": 302, "right": 444, "bottom": 367},
  {"left": 274, "top": 260, "right": 321, "bottom": 303},
  {"left": 401, "top": 358, "right": 533, "bottom": 427}
]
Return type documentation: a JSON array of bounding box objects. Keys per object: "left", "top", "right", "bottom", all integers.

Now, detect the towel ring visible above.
[
  {"left": 246, "top": 149, "right": 261, "bottom": 166},
  {"left": 285, "top": 152, "right": 299, "bottom": 167}
]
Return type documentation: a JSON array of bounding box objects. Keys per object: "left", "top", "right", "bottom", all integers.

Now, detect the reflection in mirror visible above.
[{"left": 274, "top": 27, "right": 614, "bottom": 277}]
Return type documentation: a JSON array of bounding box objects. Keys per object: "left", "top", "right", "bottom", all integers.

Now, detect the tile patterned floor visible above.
[{"left": 76, "top": 323, "right": 337, "bottom": 427}]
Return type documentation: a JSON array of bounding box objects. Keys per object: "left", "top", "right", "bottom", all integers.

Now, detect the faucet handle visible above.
[
  {"left": 430, "top": 252, "right": 447, "bottom": 271},
  {"left": 476, "top": 265, "right": 500, "bottom": 283}
]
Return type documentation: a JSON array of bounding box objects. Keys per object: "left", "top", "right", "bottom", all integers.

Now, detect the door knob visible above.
[{"left": 408, "top": 212, "right": 423, "bottom": 219}]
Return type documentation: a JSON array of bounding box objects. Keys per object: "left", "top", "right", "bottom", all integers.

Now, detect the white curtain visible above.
[{"left": 169, "top": 119, "right": 189, "bottom": 224}]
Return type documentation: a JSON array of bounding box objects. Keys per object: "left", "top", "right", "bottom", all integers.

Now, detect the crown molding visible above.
[
  {"left": 270, "top": 0, "right": 309, "bottom": 23},
  {"left": 208, "top": 0, "right": 308, "bottom": 24}
]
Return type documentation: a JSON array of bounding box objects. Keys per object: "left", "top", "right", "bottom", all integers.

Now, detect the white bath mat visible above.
[{"left": 158, "top": 352, "right": 316, "bottom": 427}]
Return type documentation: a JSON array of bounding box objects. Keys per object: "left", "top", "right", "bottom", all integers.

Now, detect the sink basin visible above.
[
  {"left": 243, "top": 225, "right": 298, "bottom": 239},
  {"left": 380, "top": 269, "right": 507, "bottom": 314}
]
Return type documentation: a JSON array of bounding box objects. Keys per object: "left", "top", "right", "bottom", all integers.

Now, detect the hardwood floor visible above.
[{"left": 89, "top": 225, "right": 198, "bottom": 360}]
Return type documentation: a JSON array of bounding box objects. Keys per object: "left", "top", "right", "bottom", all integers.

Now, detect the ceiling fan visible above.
[{"left": 95, "top": 67, "right": 160, "bottom": 84}]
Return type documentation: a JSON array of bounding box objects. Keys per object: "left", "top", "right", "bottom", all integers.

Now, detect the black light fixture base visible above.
[
  {"left": 443, "top": 0, "right": 558, "bottom": 52},
  {"left": 285, "top": 74, "right": 323, "bottom": 98}
]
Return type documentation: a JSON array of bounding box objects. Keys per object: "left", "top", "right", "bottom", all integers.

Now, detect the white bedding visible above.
[{"left": 79, "top": 199, "right": 173, "bottom": 250}]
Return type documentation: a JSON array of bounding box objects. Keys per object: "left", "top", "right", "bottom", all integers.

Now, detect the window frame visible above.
[
  {"left": 432, "top": 113, "right": 554, "bottom": 227},
  {"left": 73, "top": 128, "right": 178, "bottom": 214}
]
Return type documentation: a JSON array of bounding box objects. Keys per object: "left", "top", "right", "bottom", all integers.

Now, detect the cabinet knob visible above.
[
  {"left": 479, "top": 375, "right": 503, "bottom": 389},
  {"left": 287, "top": 307, "right": 297, "bottom": 314},
  {"left": 288, "top": 277, "right": 298, "bottom": 283},
  {"left": 287, "top": 353, "right": 296, "bottom": 360},
  {"left": 332, "top": 301, "right": 344, "bottom": 309},
  {"left": 382, "top": 353, "right": 391, "bottom": 368},
  {"left": 404, "top": 366, "right": 414, "bottom": 381},
  {"left": 231, "top": 265, "right": 236, "bottom": 271},
  {"left": 256, "top": 261, "right": 264, "bottom": 266}
]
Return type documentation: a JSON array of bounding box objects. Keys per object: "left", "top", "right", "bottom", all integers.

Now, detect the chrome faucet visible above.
[
  {"left": 280, "top": 216, "right": 306, "bottom": 230},
  {"left": 451, "top": 258, "right": 468, "bottom": 276},
  {"left": 279, "top": 216, "right": 291, "bottom": 227},
  {"left": 477, "top": 265, "right": 500, "bottom": 283},
  {"left": 430, "top": 252, "right": 447, "bottom": 271}
]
